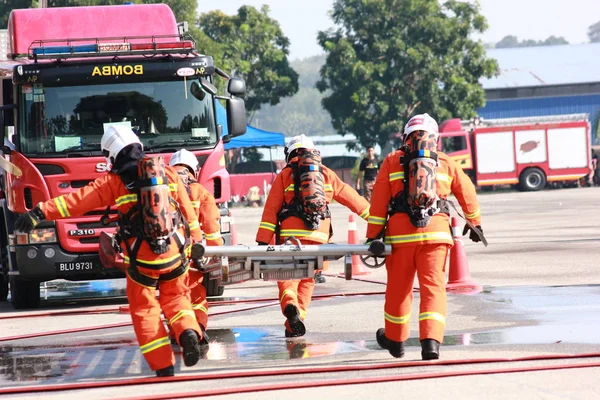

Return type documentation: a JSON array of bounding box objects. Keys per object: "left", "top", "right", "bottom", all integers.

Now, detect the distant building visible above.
[{"left": 480, "top": 43, "right": 600, "bottom": 144}]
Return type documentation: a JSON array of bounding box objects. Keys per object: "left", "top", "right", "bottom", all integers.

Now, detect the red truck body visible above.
[
  {"left": 438, "top": 114, "right": 591, "bottom": 191},
  {"left": 0, "top": 4, "right": 240, "bottom": 308}
]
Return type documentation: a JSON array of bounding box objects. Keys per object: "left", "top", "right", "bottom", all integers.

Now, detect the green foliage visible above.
[
  {"left": 316, "top": 0, "right": 498, "bottom": 150},
  {"left": 589, "top": 20, "right": 600, "bottom": 43},
  {"left": 495, "top": 34, "right": 569, "bottom": 48},
  {"left": 198, "top": 5, "right": 299, "bottom": 119},
  {"left": 253, "top": 55, "right": 337, "bottom": 137}
]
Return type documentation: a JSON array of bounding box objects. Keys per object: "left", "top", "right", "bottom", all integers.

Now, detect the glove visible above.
[
  {"left": 257, "top": 242, "right": 268, "bottom": 246},
  {"left": 15, "top": 206, "right": 45, "bottom": 233},
  {"left": 462, "top": 224, "right": 483, "bottom": 243},
  {"left": 365, "top": 238, "right": 376, "bottom": 245}
]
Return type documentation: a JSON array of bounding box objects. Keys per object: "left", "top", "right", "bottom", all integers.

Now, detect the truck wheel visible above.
[
  {"left": 9, "top": 276, "right": 41, "bottom": 309},
  {"left": 519, "top": 168, "right": 546, "bottom": 192},
  {"left": 0, "top": 274, "right": 8, "bottom": 301}
]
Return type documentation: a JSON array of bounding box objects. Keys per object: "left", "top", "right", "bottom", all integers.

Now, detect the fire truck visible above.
[
  {"left": 0, "top": 4, "right": 247, "bottom": 309},
  {"left": 438, "top": 114, "right": 591, "bottom": 191}
]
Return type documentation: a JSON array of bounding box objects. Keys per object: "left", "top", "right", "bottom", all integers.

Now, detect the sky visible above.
[{"left": 199, "top": 0, "right": 600, "bottom": 60}]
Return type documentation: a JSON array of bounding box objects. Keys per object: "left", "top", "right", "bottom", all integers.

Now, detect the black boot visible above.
[
  {"left": 421, "top": 338, "right": 440, "bottom": 360},
  {"left": 284, "top": 304, "right": 306, "bottom": 337},
  {"left": 179, "top": 329, "right": 201, "bottom": 367},
  {"left": 376, "top": 328, "right": 404, "bottom": 358},
  {"left": 155, "top": 365, "right": 175, "bottom": 377}
]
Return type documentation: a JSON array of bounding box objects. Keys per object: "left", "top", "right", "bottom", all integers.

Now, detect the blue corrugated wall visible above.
[{"left": 478, "top": 94, "right": 600, "bottom": 145}]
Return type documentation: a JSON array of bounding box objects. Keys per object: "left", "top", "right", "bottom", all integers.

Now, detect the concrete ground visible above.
[{"left": 1, "top": 186, "right": 600, "bottom": 399}]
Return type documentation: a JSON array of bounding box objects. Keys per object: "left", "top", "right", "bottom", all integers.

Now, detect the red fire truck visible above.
[
  {"left": 438, "top": 114, "right": 591, "bottom": 191},
  {"left": 0, "top": 4, "right": 247, "bottom": 309}
]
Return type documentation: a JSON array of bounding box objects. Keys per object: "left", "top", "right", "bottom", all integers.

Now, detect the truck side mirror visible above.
[
  {"left": 199, "top": 78, "right": 218, "bottom": 96},
  {"left": 226, "top": 97, "right": 246, "bottom": 137},
  {"left": 227, "top": 78, "right": 246, "bottom": 96}
]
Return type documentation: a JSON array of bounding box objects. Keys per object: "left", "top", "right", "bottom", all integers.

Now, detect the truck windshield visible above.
[{"left": 18, "top": 78, "right": 217, "bottom": 156}]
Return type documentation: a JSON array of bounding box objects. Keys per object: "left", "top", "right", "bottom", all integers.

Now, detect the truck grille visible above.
[
  {"left": 76, "top": 221, "right": 117, "bottom": 229},
  {"left": 71, "top": 180, "right": 93, "bottom": 188}
]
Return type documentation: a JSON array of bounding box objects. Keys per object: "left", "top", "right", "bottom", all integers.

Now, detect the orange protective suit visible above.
[
  {"left": 40, "top": 167, "right": 203, "bottom": 372},
  {"left": 366, "top": 150, "right": 481, "bottom": 344},
  {"left": 173, "top": 166, "right": 223, "bottom": 330},
  {"left": 256, "top": 160, "right": 370, "bottom": 334}
]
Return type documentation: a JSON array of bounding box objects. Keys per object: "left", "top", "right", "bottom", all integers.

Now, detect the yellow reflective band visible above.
[
  {"left": 285, "top": 184, "right": 295, "bottom": 192},
  {"left": 324, "top": 184, "right": 333, "bottom": 192},
  {"left": 384, "top": 311, "right": 411, "bottom": 325},
  {"left": 123, "top": 245, "right": 192, "bottom": 265},
  {"left": 423, "top": 149, "right": 430, "bottom": 157},
  {"left": 189, "top": 220, "right": 200, "bottom": 231},
  {"left": 385, "top": 231, "right": 453, "bottom": 244},
  {"left": 359, "top": 208, "right": 370, "bottom": 220},
  {"left": 140, "top": 336, "right": 171, "bottom": 354},
  {"left": 299, "top": 308, "right": 307, "bottom": 319},
  {"left": 205, "top": 232, "right": 222, "bottom": 240},
  {"left": 115, "top": 194, "right": 138, "bottom": 207},
  {"left": 54, "top": 196, "right": 70, "bottom": 217},
  {"left": 280, "top": 229, "right": 329, "bottom": 241},
  {"left": 192, "top": 304, "right": 208, "bottom": 314},
  {"left": 436, "top": 173, "right": 452, "bottom": 183},
  {"left": 281, "top": 289, "right": 298, "bottom": 302},
  {"left": 368, "top": 215, "right": 387, "bottom": 225},
  {"left": 419, "top": 311, "right": 446, "bottom": 325},
  {"left": 389, "top": 171, "right": 405, "bottom": 181},
  {"left": 465, "top": 208, "right": 480, "bottom": 219},
  {"left": 190, "top": 201, "right": 201, "bottom": 208},
  {"left": 169, "top": 309, "right": 195, "bottom": 325},
  {"left": 168, "top": 183, "right": 177, "bottom": 192},
  {"left": 259, "top": 222, "right": 276, "bottom": 232}
]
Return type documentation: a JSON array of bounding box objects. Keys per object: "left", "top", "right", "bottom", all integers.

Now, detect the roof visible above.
[{"left": 482, "top": 42, "right": 600, "bottom": 89}]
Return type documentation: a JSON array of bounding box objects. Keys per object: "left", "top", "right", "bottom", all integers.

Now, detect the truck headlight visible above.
[{"left": 29, "top": 228, "right": 57, "bottom": 244}]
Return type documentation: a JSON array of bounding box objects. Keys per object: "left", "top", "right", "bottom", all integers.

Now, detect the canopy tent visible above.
[
  {"left": 216, "top": 101, "right": 285, "bottom": 200},
  {"left": 216, "top": 101, "right": 285, "bottom": 150}
]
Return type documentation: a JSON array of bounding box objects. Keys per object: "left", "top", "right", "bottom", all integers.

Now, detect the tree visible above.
[
  {"left": 254, "top": 55, "right": 337, "bottom": 137},
  {"left": 589, "top": 20, "right": 600, "bottom": 43},
  {"left": 199, "top": 5, "right": 299, "bottom": 119},
  {"left": 495, "top": 34, "right": 569, "bottom": 48},
  {"left": 316, "top": 0, "right": 498, "bottom": 150}
]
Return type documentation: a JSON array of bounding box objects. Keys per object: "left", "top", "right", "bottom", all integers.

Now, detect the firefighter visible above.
[
  {"left": 14, "top": 126, "right": 205, "bottom": 377},
  {"left": 366, "top": 114, "right": 482, "bottom": 360},
  {"left": 169, "top": 148, "right": 223, "bottom": 342},
  {"left": 256, "top": 134, "right": 370, "bottom": 337}
]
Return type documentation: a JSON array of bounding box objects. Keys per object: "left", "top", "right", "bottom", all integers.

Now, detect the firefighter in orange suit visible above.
[
  {"left": 169, "top": 148, "right": 223, "bottom": 338},
  {"left": 14, "top": 126, "right": 204, "bottom": 377},
  {"left": 366, "top": 114, "right": 482, "bottom": 360},
  {"left": 256, "top": 134, "right": 370, "bottom": 337}
]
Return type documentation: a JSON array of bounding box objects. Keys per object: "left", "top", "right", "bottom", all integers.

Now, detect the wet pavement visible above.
[{"left": 2, "top": 281, "right": 600, "bottom": 387}]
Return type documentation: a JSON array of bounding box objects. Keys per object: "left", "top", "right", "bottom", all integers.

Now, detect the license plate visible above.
[
  {"left": 55, "top": 261, "right": 100, "bottom": 273},
  {"left": 68, "top": 229, "right": 96, "bottom": 236}
]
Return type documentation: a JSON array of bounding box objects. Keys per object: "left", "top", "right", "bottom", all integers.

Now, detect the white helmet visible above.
[
  {"left": 101, "top": 125, "right": 142, "bottom": 165},
  {"left": 402, "top": 113, "right": 439, "bottom": 143},
  {"left": 284, "top": 134, "right": 315, "bottom": 162},
  {"left": 169, "top": 148, "right": 199, "bottom": 175}
]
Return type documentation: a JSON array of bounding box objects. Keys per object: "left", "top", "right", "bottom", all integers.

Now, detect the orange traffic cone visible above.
[
  {"left": 339, "top": 214, "right": 370, "bottom": 278},
  {"left": 446, "top": 217, "right": 482, "bottom": 295}
]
